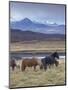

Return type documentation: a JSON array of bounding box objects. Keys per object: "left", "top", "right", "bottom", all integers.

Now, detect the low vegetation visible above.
[
  {"left": 10, "top": 59, "right": 65, "bottom": 88},
  {"left": 10, "top": 40, "right": 65, "bottom": 53}
]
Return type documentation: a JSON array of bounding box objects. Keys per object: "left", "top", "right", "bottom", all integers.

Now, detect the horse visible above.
[
  {"left": 41, "top": 52, "right": 59, "bottom": 70},
  {"left": 10, "top": 58, "right": 17, "bottom": 71},
  {"left": 54, "top": 60, "right": 59, "bottom": 67},
  {"left": 21, "top": 57, "right": 43, "bottom": 71}
]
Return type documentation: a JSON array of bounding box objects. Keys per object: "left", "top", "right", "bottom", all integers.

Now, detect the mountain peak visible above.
[
  {"left": 23, "top": 18, "right": 31, "bottom": 20},
  {"left": 21, "top": 18, "right": 32, "bottom": 23},
  {"left": 11, "top": 18, "right": 65, "bottom": 34}
]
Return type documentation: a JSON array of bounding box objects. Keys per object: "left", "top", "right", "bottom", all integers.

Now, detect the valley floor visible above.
[{"left": 10, "top": 40, "right": 65, "bottom": 53}]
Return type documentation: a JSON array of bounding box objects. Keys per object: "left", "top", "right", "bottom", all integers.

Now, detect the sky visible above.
[{"left": 10, "top": 2, "right": 66, "bottom": 25}]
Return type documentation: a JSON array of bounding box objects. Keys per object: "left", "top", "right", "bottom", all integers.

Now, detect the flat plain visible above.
[{"left": 10, "top": 40, "right": 65, "bottom": 53}]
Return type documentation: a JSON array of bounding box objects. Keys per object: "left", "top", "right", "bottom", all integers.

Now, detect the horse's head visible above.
[{"left": 52, "top": 52, "right": 59, "bottom": 59}]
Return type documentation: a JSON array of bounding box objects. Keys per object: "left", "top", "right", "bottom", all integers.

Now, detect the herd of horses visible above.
[{"left": 10, "top": 52, "right": 59, "bottom": 71}]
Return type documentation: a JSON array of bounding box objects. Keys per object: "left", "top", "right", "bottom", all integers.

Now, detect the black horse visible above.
[
  {"left": 41, "top": 52, "right": 59, "bottom": 70},
  {"left": 10, "top": 58, "right": 17, "bottom": 71}
]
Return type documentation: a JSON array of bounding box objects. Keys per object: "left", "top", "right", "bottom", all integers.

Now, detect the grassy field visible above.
[
  {"left": 9, "top": 59, "right": 65, "bottom": 88},
  {"left": 10, "top": 40, "right": 65, "bottom": 53},
  {"left": 10, "top": 40, "right": 65, "bottom": 88}
]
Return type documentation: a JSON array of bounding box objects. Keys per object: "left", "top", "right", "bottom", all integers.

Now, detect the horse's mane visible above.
[{"left": 51, "top": 52, "right": 58, "bottom": 57}]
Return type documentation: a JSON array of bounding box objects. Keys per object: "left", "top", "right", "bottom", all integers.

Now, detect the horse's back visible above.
[
  {"left": 41, "top": 56, "right": 55, "bottom": 65},
  {"left": 31, "top": 58, "right": 39, "bottom": 65},
  {"left": 21, "top": 57, "right": 40, "bottom": 67},
  {"left": 47, "top": 56, "right": 54, "bottom": 64},
  {"left": 22, "top": 59, "right": 30, "bottom": 66}
]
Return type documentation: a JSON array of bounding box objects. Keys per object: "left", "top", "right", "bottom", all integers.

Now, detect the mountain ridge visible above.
[
  {"left": 11, "top": 29, "right": 65, "bottom": 42},
  {"left": 10, "top": 18, "right": 65, "bottom": 34}
]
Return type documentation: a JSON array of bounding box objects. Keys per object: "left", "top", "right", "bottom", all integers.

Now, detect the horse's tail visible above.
[
  {"left": 41, "top": 58, "right": 46, "bottom": 65},
  {"left": 41, "top": 58, "right": 47, "bottom": 70}
]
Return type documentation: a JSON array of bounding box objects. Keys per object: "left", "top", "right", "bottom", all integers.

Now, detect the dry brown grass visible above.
[
  {"left": 9, "top": 59, "right": 65, "bottom": 88},
  {"left": 10, "top": 40, "right": 65, "bottom": 53}
]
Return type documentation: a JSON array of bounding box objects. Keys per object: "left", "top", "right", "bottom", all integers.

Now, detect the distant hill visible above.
[
  {"left": 10, "top": 18, "right": 65, "bottom": 34},
  {"left": 11, "top": 29, "right": 65, "bottom": 42}
]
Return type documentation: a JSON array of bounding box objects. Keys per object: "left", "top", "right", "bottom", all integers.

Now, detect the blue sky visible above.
[{"left": 10, "top": 2, "right": 65, "bottom": 25}]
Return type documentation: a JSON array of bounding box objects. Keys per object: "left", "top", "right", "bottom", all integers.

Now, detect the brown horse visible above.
[
  {"left": 21, "top": 57, "right": 43, "bottom": 71},
  {"left": 55, "top": 60, "right": 59, "bottom": 67}
]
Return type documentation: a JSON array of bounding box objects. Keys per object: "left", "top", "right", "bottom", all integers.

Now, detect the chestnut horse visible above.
[{"left": 21, "top": 57, "right": 43, "bottom": 71}]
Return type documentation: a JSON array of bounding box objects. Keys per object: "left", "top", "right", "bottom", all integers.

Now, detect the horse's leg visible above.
[
  {"left": 49, "top": 64, "right": 51, "bottom": 69},
  {"left": 40, "top": 64, "right": 43, "bottom": 70},
  {"left": 23, "top": 66, "right": 26, "bottom": 71},
  {"left": 52, "top": 63, "right": 55, "bottom": 68},
  {"left": 48, "top": 64, "right": 53, "bottom": 69},
  {"left": 21, "top": 65, "right": 26, "bottom": 71},
  {"left": 44, "top": 65, "right": 47, "bottom": 71},
  {"left": 12, "top": 66, "right": 15, "bottom": 71},
  {"left": 34, "top": 66, "right": 36, "bottom": 71},
  {"left": 55, "top": 62, "right": 58, "bottom": 67}
]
